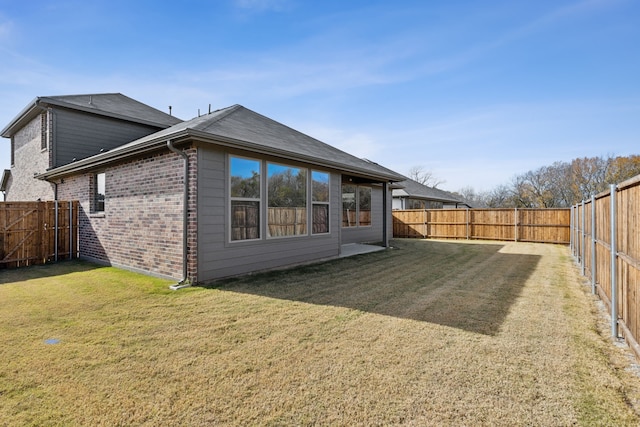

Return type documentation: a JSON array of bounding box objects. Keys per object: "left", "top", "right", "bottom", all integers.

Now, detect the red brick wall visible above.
[{"left": 57, "top": 147, "right": 197, "bottom": 281}]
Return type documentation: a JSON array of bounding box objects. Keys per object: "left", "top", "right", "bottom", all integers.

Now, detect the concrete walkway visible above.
[{"left": 339, "top": 243, "right": 386, "bottom": 258}]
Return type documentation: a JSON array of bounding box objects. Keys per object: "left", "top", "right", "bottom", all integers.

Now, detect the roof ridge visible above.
[{"left": 203, "top": 104, "right": 243, "bottom": 124}]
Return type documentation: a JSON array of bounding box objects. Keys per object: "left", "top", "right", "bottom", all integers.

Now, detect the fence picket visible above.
[{"left": 393, "top": 208, "right": 570, "bottom": 244}]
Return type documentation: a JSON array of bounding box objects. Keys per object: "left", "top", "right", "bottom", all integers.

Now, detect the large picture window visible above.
[
  {"left": 312, "top": 171, "right": 330, "bottom": 234},
  {"left": 342, "top": 184, "right": 372, "bottom": 227},
  {"left": 267, "top": 163, "right": 307, "bottom": 237},
  {"left": 228, "top": 156, "right": 331, "bottom": 242},
  {"left": 230, "top": 157, "right": 261, "bottom": 241}
]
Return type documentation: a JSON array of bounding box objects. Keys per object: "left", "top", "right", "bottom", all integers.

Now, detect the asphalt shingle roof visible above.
[
  {"left": 393, "top": 177, "right": 463, "bottom": 203},
  {"left": 2, "top": 93, "right": 181, "bottom": 137},
  {"left": 38, "top": 104, "right": 405, "bottom": 182}
]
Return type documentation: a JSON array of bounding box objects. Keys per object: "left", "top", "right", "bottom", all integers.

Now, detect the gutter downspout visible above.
[{"left": 166, "top": 140, "right": 191, "bottom": 290}]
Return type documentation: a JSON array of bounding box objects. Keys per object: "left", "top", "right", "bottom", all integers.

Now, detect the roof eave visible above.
[
  {"left": 36, "top": 130, "right": 191, "bottom": 180},
  {"left": 39, "top": 97, "right": 177, "bottom": 128},
  {"left": 1, "top": 97, "right": 42, "bottom": 137},
  {"left": 2, "top": 96, "right": 177, "bottom": 138},
  {"left": 37, "top": 128, "right": 405, "bottom": 183}
]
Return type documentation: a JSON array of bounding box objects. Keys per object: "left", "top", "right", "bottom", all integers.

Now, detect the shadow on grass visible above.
[
  {"left": 205, "top": 239, "right": 541, "bottom": 336},
  {"left": 0, "top": 260, "right": 107, "bottom": 285}
]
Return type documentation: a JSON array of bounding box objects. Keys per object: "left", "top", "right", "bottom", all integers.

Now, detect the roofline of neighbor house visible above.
[
  {"left": 1, "top": 95, "right": 176, "bottom": 138},
  {"left": 36, "top": 129, "right": 404, "bottom": 183}
]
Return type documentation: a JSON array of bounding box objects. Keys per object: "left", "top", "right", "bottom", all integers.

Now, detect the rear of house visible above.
[{"left": 5, "top": 97, "right": 403, "bottom": 283}]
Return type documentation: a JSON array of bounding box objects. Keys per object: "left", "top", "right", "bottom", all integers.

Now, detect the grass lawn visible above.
[{"left": 1, "top": 239, "right": 640, "bottom": 425}]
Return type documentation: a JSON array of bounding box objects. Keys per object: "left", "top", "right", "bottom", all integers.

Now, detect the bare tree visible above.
[{"left": 407, "top": 165, "right": 445, "bottom": 188}]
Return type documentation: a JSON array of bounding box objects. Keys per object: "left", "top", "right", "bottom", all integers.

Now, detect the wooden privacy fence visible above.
[
  {"left": 393, "top": 208, "right": 570, "bottom": 244},
  {"left": 0, "top": 201, "right": 78, "bottom": 269},
  {"left": 571, "top": 174, "right": 640, "bottom": 359},
  {"left": 231, "top": 205, "right": 331, "bottom": 239}
]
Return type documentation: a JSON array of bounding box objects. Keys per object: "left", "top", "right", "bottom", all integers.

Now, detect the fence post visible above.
[
  {"left": 69, "top": 201, "right": 73, "bottom": 260},
  {"left": 466, "top": 208, "right": 470, "bottom": 240},
  {"left": 581, "top": 200, "right": 585, "bottom": 276},
  {"left": 54, "top": 200, "right": 59, "bottom": 262},
  {"left": 591, "top": 195, "right": 596, "bottom": 295},
  {"left": 570, "top": 205, "right": 574, "bottom": 257},
  {"left": 514, "top": 208, "right": 518, "bottom": 242},
  {"left": 610, "top": 184, "right": 618, "bottom": 338},
  {"left": 37, "top": 201, "right": 44, "bottom": 264}
]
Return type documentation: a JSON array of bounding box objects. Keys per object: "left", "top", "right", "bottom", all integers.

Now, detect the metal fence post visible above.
[
  {"left": 591, "top": 195, "right": 596, "bottom": 295},
  {"left": 570, "top": 205, "right": 574, "bottom": 258},
  {"left": 610, "top": 184, "right": 618, "bottom": 338},
  {"left": 581, "top": 200, "right": 585, "bottom": 276}
]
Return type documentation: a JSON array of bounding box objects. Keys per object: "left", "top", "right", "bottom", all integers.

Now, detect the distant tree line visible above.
[{"left": 453, "top": 154, "right": 640, "bottom": 208}]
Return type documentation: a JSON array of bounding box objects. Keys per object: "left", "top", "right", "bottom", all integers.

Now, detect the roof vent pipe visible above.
[{"left": 166, "top": 139, "right": 191, "bottom": 290}]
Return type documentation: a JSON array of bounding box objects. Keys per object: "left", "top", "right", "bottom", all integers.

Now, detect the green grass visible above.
[{"left": 1, "top": 240, "right": 639, "bottom": 425}]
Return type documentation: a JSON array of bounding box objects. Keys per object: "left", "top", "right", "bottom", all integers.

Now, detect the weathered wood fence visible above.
[
  {"left": 571, "top": 174, "right": 640, "bottom": 359},
  {"left": 393, "top": 208, "right": 570, "bottom": 244},
  {"left": 0, "top": 201, "right": 78, "bottom": 269}
]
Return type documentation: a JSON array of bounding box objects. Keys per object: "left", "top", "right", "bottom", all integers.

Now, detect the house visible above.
[
  {"left": 2, "top": 94, "right": 404, "bottom": 284},
  {"left": 1, "top": 93, "right": 182, "bottom": 201},
  {"left": 392, "top": 177, "right": 470, "bottom": 209}
]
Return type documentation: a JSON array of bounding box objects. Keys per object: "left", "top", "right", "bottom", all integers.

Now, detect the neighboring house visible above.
[
  {"left": 392, "top": 177, "right": 471, "bottom": 209},
  {"left": 1, "top": 93, "right": 181, "bottom": 200},
  {"left": 3, "top": 95, "right": 404, "bottom": 283}
]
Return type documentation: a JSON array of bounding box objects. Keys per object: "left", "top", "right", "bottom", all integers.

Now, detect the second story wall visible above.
[
  {"left": 6, "top": 114, "right": 54, "bottom": 201},
  {"left": 53, "top": 108, "right": 165, "bottom": 167}
]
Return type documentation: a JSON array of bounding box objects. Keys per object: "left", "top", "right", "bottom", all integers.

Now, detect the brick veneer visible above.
[
  {"left": 6, "top": 114, "right": 55, "bottom": 201},
  {"left": 57, "top": 147, "right": 198, "bottom": 281}
]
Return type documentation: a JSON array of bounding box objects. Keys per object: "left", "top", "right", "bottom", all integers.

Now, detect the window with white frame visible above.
[{"left": 230, "top": 156, "right": 261, "bottom": 241}]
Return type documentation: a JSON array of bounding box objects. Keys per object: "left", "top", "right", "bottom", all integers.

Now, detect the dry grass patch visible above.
[{"left": 1, "top": 240, "right": 640, "bottom": 425}]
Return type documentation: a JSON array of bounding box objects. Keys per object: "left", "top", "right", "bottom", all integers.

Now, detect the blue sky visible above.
[{"left": 1, "top": 0, "right": 638, "bottom": 192}]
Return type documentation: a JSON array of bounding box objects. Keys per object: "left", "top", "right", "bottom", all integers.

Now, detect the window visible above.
[
  {"left": 228, "top": 157, "right": 332, "bottom": 241},
  {"left": 358, "top": 186, "right": 372, "bottom": 226},
  {"left": 342, "top": 184, "right": 372, "bottom": 227},
  {"left": 312, "top": 171, "right": 330, "bottom": 234},
  {"left": 10, "top": 137, "right": 15, "bottom": 167},
  {"left": 230, "top": 156, "right": 261, "bottom": 241},
  {"left": 41, "top": 112, "right": 48, "bottom": 150},
  {"left": 342, "top": 184, "right": 356, "bottom": 227},
  {"left": 267, "top": 163, "right": 307, "bottom": 237},
  {"left": 93, "top": 172, "right": 105, "bottom": 213}
]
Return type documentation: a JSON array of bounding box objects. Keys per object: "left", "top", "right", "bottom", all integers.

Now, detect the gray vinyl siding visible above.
[
  {"left": 340, "top": 185, "right": 389, "bottom": 245},
  {"left": 197, "top": 146, "right": 341, "bottom": 282},
  {"left": 53, "top": 108, "right": 163, "bottom": 167}
]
